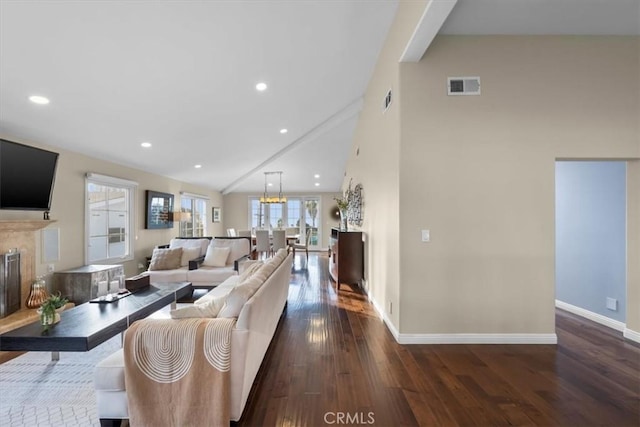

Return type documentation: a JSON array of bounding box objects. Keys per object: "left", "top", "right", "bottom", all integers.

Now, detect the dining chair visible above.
[
  {"left": 285, "top": 227, "right": 298, "bottom": 236},
  {"left": 238, "top": 229, "right": 251, "bottom": 238},
  {"left": 226, "top": 228, "right": 237, "bottom": 237},
  {"left": 271, "top": 229, "right": 287, "bottom": 255},
  {"left": 292, "top": 227, "right": 312, "bottom": 262},
  {"left": 255, "top": 229, "right": 271, "bottom": 260}
]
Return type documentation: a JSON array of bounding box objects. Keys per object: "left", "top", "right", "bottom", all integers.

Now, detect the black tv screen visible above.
[{"left": 0, "top": 139, "right": 59, "bottom": 211}]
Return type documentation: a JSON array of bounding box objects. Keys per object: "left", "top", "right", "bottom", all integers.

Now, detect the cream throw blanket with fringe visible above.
[{"left": 124, "top": 318, "right": 236, "bottom": 427}]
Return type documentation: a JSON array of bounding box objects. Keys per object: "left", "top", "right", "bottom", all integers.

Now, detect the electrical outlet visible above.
[
  {"left": 606, "top": 297, "right": 618, "bottom": 311},
  {"left": 388, "top": 301, "right": 393, "bottom": 314},
  {"left": 47, "top": 263, "right": 55, "bottom": 273},
  {"left": 421, "top": 230, "right": 430, "bottom": 242}
]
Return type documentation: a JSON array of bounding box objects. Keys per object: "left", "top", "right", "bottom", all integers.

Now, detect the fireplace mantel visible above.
[{"left": 0, "top": 220, "right": 57, "bottom": 232}]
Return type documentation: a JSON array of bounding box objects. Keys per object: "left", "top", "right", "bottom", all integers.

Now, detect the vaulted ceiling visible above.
[{"left": 1, "top": 0, "right": 637, "bottom": 194}]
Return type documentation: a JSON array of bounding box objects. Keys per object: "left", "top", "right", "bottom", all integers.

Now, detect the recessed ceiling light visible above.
[
  {"left": 29, "top": 95, "right": 50, "bottom": 105},
  {"left": 314, "top": 182, "right": 320, "bottom": 187},
  {"left": 280, "top": 128, "right": 288, "bottom": 134},
  {"left": 140, "top": 142, "right": 152, "bottom": 148},
  {"left": 268, "top": 182, "right": 273, "bottom": 187},
  {"left": 194, "top": 164, "right": 202, "bottom": 169},
  {"left": 256, "top": 82, "right": 267, "bottom": 92},
  {"left": 314, "top": 174, "right": 320, "bottom": 179}
]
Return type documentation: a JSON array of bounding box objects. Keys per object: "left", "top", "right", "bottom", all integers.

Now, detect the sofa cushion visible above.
[
  {"left": 210, "top": 238, "right": 250, "bottom": 266},
  {"left": 218, "top": 285, "right": 254, "bottom": 318},
  {"left": 170, "top": 295, "right": 227, "bottom": 318},
  {"left": 147, "top": 267, "right": 189, "bottom": 282},
  {"left": 169, "top": 238, "right": 211, "bottom": 257},
  {"left": 203, "top": 246, "right": 231, "bottom": 267},
  {"left": 186, "top": 266, "right": 236, "bottom": 284},
  {"left": 149, "top": 247, "right": 183, "bottom": 271},
  {"left": 238, "top": 261, "right": 263, "bottom": 282},
  {"left": 194, "top": 276, "right": 239, "bottom": 305},
  {"left": 180, "top": 247, "right": 201, "bottom": 267}
]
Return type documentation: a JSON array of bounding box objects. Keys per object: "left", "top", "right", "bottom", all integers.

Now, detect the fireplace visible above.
[
  {"left": 0, "top": 251, "right": 21, "bottom": 318},
  {"left": 0, "top": 220, "right": 57, "bottom": 317}
]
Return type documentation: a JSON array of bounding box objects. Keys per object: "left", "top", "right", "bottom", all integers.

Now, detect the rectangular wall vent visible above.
[
  {"left": 448, "top": 77, "right": 481, "bottom": 96},
  {"left": 382, "top": 89, "right": 392, "bottom": 112}
]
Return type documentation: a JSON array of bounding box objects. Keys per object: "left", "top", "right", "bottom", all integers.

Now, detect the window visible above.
[
  {"left": 248, "top": 196, "right": 321, "bottom": 248},
  {"left": 179, "top": 193, "right": 208, "bottom": 237},
  {"left": 85, "top": 173, "right": 137, "bottom": 264}
]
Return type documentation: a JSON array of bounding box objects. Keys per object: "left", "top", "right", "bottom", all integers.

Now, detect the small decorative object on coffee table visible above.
[
  {"left": 38, "top": 293, "right": 68, "bottom": 330},
  {"left": 26, "top": 276, "right": 49, "bottom": 308}
]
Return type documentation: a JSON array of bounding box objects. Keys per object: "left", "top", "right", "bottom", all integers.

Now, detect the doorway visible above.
[{"left": 555, "top": 160, "right": 627, "bottom": 325}]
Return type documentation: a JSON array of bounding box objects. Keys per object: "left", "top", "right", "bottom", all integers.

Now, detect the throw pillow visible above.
[
  {"left": 218, "top": 285, "right": 253, "bottom": 318},
  {"left": 180, "top": 247, "right": 201, "bottom": 267},
  {"left": 148, "top": 247, "right": 183, "bottom": 271},
  {"left": 202, "top": 246, "right": 231, "bottom": 267},
  {"left": 238, "top": 261, "right": 263, "bottom": 282},
  {"left": 170, "top": 295, "right": 227, "bottom": 319}
]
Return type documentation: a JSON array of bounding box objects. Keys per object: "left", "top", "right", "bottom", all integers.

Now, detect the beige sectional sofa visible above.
[
  {"left": 146, "top": 237, "right": 251, "bottom": 289},
  {"left": 94, "top": 249, "right": 293, "bottom": 425}
]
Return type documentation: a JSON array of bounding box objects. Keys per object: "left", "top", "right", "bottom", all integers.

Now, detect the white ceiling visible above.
[
  {"left": 1, "top": 0, "right": 637, "bottom": 194},
  {"left": 441, "top": 0, "right": 640, "bottom": 36},
  {"left": 0, "top": 0, "right": 397, "bottom": 194}
]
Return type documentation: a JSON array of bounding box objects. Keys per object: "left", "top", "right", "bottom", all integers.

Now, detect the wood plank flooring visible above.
[{"left": 236, "top": 253, "right": 640, "bottom": 427}]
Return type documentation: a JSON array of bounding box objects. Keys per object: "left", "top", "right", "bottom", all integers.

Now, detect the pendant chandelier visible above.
[{"left": 260, "top": 171, "right": 287, "bottom": 204}]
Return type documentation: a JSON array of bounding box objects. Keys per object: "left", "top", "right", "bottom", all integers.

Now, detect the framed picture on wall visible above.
[
  {"left": 145, "top": 190, "right": 174, "bottom": 229},
  {"left": 212, "top": 207, "right": 221, "bottom": 223}
]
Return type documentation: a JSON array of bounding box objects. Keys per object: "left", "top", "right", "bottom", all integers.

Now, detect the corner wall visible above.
[{"left": 343, "top": 0, "right": 429, "bottom": 333}]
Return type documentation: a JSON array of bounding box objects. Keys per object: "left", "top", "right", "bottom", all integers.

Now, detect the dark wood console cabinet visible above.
[{"left": 329, "top": 228, "right": 363, "bottom": 289}]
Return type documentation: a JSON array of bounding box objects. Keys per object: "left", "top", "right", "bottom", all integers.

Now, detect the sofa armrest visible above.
[
  {"left": 188, "top": 255, "right": 205, "bottom": 270},
  {"left": 233, "top": 254, "right": 250, "bottom": 272}
]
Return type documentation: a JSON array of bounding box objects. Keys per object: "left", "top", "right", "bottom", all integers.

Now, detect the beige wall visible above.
[
  {"left": 345, "top": 5, "right": 640, "bottom": 338},
  {"left": 0, "top": 135, "right": 223, "bottom": 280},
  {"left": 397, "top": 35, "right": 639, "bottom": 334},
  {"left": 343, "top": 0, "right": 428, "bottom": 329},
  {"left": 222, "top": 192, "right": 341, "bottom": 249}
]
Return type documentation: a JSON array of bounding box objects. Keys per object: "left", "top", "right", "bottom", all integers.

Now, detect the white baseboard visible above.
[
  {"left": 366, "top": 289, "right": 557, "bottom": 344},
  {"left": 555, "top": 300, "right": 625, "bottom": 332},
  {"left": 623, "top": 328, "right": 640, "bottom": 344},
  {"left": 364, "top": 288, "right": 401, "bottom": 342},
  {"left": 396, "top": 333, "right": 557, "bottom": 345}
]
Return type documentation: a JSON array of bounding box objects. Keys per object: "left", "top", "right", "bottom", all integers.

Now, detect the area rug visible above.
[{"left": 0, "top": 334, "right": 121, "bottom": 427}]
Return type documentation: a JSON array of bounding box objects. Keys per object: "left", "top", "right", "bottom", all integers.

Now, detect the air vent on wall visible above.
[
  {"left": 448, "top": 77, "right": 481, "bottom": 96},
  {"left": 382, "top": 89, "right": 392, "bottom": 112}
]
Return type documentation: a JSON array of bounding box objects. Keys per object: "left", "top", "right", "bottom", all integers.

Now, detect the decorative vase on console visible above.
[{"left": 339, "top": 208, "right": 348, "bottom": 232}]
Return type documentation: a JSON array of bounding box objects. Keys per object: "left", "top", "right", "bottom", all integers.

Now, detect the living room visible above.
[{"left": 1, "top": 0, "right": 639, "bottom": 426}]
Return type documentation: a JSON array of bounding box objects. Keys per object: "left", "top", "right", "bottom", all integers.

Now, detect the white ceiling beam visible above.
[
  {"left": 400, "top": 0, "right": 458, "bottom": 62},
  {"left": 221, "top": 97, "right": 364, "bottom": 195}
]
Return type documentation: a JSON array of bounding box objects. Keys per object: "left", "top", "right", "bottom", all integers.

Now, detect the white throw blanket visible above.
[{"left": 124, "top": 317, "right": 236, "bottom": 427}]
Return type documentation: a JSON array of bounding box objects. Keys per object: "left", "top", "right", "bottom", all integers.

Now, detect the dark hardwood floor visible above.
[{"left": 237, "top": 253, "right": 640, "bottom": 427}]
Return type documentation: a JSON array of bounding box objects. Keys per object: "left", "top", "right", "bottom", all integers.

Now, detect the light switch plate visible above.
[{"left": 421, "top": 230, "right": 430, "bottom": 242}]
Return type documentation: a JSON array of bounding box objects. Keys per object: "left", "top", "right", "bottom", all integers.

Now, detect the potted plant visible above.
[
  {"left": 38, "top": 293, "right": 68, "bottom": 329},
  {"left": 334, "top": 194, "right": 350, "bottom": 231}
]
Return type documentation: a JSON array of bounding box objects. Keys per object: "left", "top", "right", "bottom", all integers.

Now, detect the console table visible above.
[
  {"left": 329, "top": 228, "right": 363, "bottom": 289},
  {"left": 0, "top": 282, "right": 191, "bottom": 360}
]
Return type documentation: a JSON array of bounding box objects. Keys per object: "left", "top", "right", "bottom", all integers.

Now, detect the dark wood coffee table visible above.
[{"left": 0, "top": 282, "right": 192, "bottom": 360}]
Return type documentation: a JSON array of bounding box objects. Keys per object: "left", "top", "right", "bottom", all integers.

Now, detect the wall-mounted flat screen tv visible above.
[{"left": 0, "top": 139, "right": 59, "bottom": 211}]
